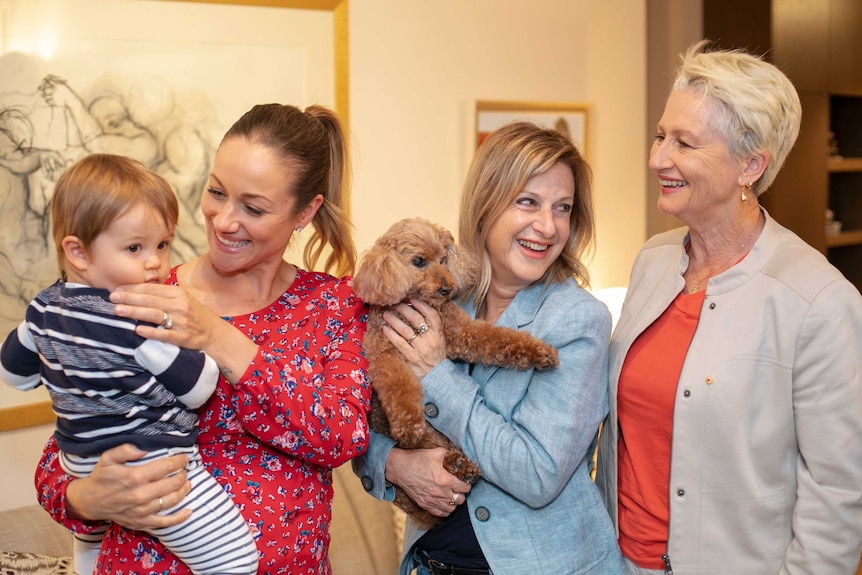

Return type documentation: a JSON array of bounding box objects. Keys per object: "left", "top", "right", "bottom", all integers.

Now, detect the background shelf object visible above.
[
  {"left": 704, "top": 0, "right": 862, "bottom": 293},
  {"left": 826, "top": 229, "right": 862, "bottom": 248},
  {"left": 826, "top": 96, "right": 862, "bottom": 291},
  {"left": 828, "top": 157, "right": 862, "bottom": 172}
]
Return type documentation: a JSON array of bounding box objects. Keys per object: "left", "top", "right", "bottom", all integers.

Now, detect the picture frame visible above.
[
  {"left": 0, "top": 0, "right": 347, "bottom": 431},
  {"left": 475, "top": 100, "right": 589, "bottom": 158}
]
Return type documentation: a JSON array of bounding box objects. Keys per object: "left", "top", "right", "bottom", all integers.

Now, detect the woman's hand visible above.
[
  {"left": 385, "top": 447, "right": 471, "bottom": 517},
  {"left": 382, "top": 300, "right": 446, "bottom": 380},
  {"left": 110, "top": 283, "right": 218, "bottom": 351},
  {"left": 110, "top": 283, "right": 256, "bottom": 383},
  {"left": 66, "top": 444, "right": 192, "bottom": 530}
]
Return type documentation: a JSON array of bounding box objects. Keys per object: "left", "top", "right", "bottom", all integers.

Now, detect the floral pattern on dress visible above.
[{"left": 36, "top": 268, "right": 371, "bottom": 575}]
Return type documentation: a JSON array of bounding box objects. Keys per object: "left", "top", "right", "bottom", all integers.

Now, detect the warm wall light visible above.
[
  {"left": 5, "top": 37, "right": 57, "bottom": 60},
  {"left": 1, "top": 0, "right": 60, "bottom": 61},
  {"left": 591, "top": 286, "right": 628, "bottom": 331}
]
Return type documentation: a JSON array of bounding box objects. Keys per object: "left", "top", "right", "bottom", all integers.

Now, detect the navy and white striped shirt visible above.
[{"left": 0, "top": 281, "right": 219, "bottom": 457}]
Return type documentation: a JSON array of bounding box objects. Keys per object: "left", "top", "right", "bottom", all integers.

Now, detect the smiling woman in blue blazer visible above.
[{"left": 354, "top": 122, "right": 625, "bottom": 575}]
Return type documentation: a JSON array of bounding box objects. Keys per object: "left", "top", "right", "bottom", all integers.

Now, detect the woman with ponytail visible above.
[{"left": 33, "top": 103, "right": 371, "bottom": 575}]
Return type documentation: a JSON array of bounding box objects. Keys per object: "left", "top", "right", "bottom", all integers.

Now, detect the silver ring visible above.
[
  {"left": 407, "top": 332, "right": 418, "bottom": 343},
  {"left": 161, "top": 311, "right": 173, "bottom": 330},
  {"left": 417, "top": 322, "right": 429, "bottom": 334},
  {"left": 448, "top": 496, "right": 457, "bottom": 506},
  {"left": 158, "top": 497, "right": 164, "bottom": 511}
]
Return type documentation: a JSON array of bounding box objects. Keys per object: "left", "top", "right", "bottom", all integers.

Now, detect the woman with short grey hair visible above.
[{"left": 596, "top": 40, "right": 862, "bottom": 574}]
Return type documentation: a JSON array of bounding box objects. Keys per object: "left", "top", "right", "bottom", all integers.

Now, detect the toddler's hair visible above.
[{"left": 51, "top": 154, "right": 178, "bottom": 275}]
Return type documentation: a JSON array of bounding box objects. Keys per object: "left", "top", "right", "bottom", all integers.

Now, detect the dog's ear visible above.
[
  {"left": 353, "top": 246, "right": 413, "bottom": 306},
  {"left": 448, "top": 242, "right": 480, "bottom": 295}
]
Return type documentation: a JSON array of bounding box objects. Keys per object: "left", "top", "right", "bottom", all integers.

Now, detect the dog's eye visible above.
[{"left": 411, "top": 256, "right": 427, "bottom": 268}]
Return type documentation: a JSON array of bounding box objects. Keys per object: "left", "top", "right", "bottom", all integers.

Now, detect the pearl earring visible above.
[{"left": 295, "top": 226, "right": 303, "bottom": 233}]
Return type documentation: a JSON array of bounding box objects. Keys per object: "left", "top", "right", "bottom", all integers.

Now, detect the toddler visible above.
[{"left": 0, "top": 154, "right": 258, "bottom": 575}]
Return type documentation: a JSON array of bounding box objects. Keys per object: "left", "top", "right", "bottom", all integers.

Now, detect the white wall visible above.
[
  {"left": 2, "top": 423, "right": 53, "bottom": 511},
  {"left": 0, "top": 0, "right": 648, "bottom": 511},
  {"left": 350, "top": 0, "right": 647, "bottom": 290}
]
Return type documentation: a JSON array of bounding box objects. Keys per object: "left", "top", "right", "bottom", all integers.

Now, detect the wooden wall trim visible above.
[{"left": 0, "top": 401, "right": 54, "bottom": 432}]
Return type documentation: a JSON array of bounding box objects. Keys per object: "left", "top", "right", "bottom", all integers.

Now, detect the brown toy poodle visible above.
[{"left": 353, "top": 217, "right": 559, "bottom": 527}]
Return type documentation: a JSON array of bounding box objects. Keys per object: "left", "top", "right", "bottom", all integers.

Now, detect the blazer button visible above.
[
  {"left": 474, "top": 507, "right": 491, "bottom": 522},
  {"left": 709, "top": 302, "right": 716, "bottom": 310},
  {"left": 360, "top": 476, "right": 374, "bottom": 492},
  {"left": 683, "top": 390, "right": 691, "bottom": 398},
  {"left": 424, "top": 403, "right": 439, "bottom": 418},
  {"left": 677, "top": 489, "right": 685, "bottom": 497}
]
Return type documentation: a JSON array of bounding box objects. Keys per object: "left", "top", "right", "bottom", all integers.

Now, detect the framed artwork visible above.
[
  {"left": 475, "top": 100, "right": 589, "bottom": 157},
  {"left": 0, "top": 0, "right": 347, "bottom": 431}
]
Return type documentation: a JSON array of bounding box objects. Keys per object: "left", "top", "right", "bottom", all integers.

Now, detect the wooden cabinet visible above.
[
  {"left": 830, "top": 0, "right": 862, "bottom": 94},
  {"left": 704, "top": 0, "right": 862, "bottom": 291},
  {"left": 765, "top": 92, "right": 828, "bottom": 253},
  {"left": 825, "top": 96, "right": 862, "bottom": 288},
  {"left": 771, "top": 0, "right": 830, "bottom": 92}
]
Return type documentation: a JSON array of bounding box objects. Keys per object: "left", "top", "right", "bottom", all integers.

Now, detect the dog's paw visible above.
[
  {"left": 443, "top": 449, "right": 481, "bottom": 484},
  {"left": 509, "top": 342, "right": 559, "bottom": 371},
  {"left": 535, "top": 344, "right": 559, "bottom": 371}
]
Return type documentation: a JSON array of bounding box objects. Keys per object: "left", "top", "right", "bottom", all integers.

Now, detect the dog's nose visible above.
[{"left": 438, "top": 286, "right": 452, "bottom": 297}]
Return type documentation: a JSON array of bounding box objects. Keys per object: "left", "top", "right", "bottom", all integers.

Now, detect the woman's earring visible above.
[
  {"left": 741, "top": 182, "right": 752, "bottom": 202},
  {"left": 295, "top": 226, "right": 303, "bottom": 233}
]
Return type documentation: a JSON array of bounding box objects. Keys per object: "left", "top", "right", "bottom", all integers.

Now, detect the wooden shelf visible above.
[
  {"left": 703, "top": 4, "right": 862, "bottom": 292},
  {"left": 828, "top": 157, "right": 862, "bottom": 172},
  {"left": 826, "top": 229, "right": 862, "bottom": 248},
  {"left": 0, "top": 400, "right": 54, "bottom": 432}
]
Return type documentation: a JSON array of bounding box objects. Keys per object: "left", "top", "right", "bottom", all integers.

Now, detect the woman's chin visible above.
[
  {"left": 207, "top": 252, "right": 250, "bottom": 275},
  {"left": 656, "top": 197, "right": 686, "bottom": 220}
]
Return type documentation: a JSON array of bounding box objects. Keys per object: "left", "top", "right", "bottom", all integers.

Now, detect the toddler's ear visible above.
[{"left": 61, "top": 236, "right": 89, "bottom": 272}]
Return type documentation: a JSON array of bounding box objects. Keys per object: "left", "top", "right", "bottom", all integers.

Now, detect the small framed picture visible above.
[{"left": 475, "top": 101, "right": 589, "bottom": 157}]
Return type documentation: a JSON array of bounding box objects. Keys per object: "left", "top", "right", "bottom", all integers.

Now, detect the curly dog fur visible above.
[{"left": 353, "top": 217, "right": 559, "bottom": 527}]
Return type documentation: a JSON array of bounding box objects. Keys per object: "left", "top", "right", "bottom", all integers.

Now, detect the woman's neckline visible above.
[{"left": 173, "top": 259, "right": 301, "bottom": 318}]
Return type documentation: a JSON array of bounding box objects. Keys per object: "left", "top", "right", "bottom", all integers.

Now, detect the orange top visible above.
[{"left": 616, "top": 289, "right": 705, "bottom": 569}]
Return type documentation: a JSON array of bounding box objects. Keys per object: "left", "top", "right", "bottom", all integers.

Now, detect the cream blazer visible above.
[{"left": 596, "top": 210, "right": 862, "bottom": 574}]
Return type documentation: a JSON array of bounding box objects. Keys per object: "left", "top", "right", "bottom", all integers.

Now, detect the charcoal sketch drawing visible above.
[{"left": 0, "top": 52, "right": 215, "bottom": 329}]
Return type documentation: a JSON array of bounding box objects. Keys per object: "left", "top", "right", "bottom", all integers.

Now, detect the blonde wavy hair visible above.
[{"left": 458, "top": 121, "right": 594, "bottom": 308}]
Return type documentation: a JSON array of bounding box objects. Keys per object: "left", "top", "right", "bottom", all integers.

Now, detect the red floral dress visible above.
[{"left": 35, "top": 268, "right": 371, "bottom": 575}]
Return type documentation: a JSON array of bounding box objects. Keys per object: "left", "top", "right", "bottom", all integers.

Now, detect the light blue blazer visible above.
[{"left": 354, "top": 278, "right": 625, "bottom": 575}]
